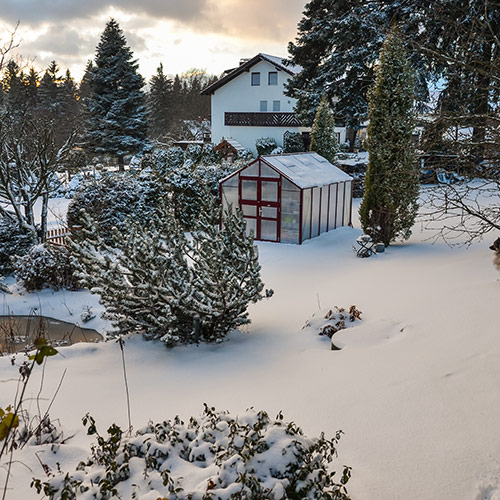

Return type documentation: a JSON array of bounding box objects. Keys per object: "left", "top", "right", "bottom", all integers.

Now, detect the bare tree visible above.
[
  {"left": 417, "top": 1, "right": 500, "bottom": 245},
  {"left": 0, "top": 21, "right": 20, "bottom": 73},
  {"left": 0, "top": 107, "right": 76, "bottom": 242}
]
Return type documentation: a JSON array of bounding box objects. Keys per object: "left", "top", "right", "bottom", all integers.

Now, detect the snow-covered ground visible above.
[{"left": 1, "top": 197, "right": 500, "bottom": 499}]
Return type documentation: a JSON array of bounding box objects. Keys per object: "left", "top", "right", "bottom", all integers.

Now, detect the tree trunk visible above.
[
  {"left": 118, "top": 155, "right": 125, "bottom": 172},
  {"left": 40, "top": 191, "right": 49, "bottom": 243}
]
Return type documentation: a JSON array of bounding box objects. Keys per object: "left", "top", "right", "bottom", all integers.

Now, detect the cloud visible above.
[{"left": 0, "top": 0, "right": 211, "bottom": 25}]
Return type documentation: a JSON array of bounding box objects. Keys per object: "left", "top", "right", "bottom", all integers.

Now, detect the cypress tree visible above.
[
  {"left": 86, "top": 19, "right": 148, "bottom": 170},
  {"left": 359, "top": 26, "right": 419, "bottom": 246},
  {"left": 310, "top": 95, "right": 339, "bottom": 164}
]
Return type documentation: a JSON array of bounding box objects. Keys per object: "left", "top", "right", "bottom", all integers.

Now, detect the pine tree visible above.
[
  {"left": 189, "top": 196, "right": 266, "bottom": 341},
  {"left": 86, "top": 19, "right": 148, "bottom": 170},
  {"left": 359, "top": 26, "right": 419, "bottom": 246},
  {"left": 148, "top": 63, "right": 173, "bottom": 141},
  {"left": 310, "top": 95, "right": 338, "bottom": 164},
  {"left": 70, "top": 197, "right": 267, "bottom": 346}
]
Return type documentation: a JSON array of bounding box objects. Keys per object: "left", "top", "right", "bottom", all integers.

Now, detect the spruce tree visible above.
[
  {"left": 310, "top": 95, "right": 338, "bottom": 164},
  {"left": 148, "top": 63, "right": 173, "bottom": 141},
  {"left": 86, "top": 19, "right": 148, "bottom": 170},
  {"left": 38, "top": 61, "right": 62, "bottom": 113},
  {"left": 359, "top": 26, "right": 419, "bottom": 246}
]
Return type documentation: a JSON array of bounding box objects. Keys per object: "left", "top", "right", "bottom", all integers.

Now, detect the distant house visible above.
[
  {"left": 202, "top": 53, "right": 348, "bottom": 155},
  {"left": 220, "top": 152, "right": 353, "bottom": 244}
]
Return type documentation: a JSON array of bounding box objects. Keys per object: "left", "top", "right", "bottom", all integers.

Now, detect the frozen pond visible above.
[{"left": 0, "top": 315, "right": 103, "bottom": 354}]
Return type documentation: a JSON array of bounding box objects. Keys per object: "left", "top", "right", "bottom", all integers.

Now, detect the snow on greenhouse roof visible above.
[{"left": 261, "top": 153, "right": 353, "bottom": 189}]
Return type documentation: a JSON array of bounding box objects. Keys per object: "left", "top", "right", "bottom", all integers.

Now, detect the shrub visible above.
[
  {"left": 256, "top": 137, "right": 278, "bottom": 155},
  {"left": 13, "top": 244, "right": 79, "bottom": 291},
  {"left": 32, "top": 405, "right": 351, "bottom": 499},
  {"left": 67, "top": 173, "right": 160, "bottom": 244},
  {"left": 0, "top": 218, "right": 36, "bottom": 276},
  {"left": 283, "top": 131, "right": 305, "bottom": 153}
]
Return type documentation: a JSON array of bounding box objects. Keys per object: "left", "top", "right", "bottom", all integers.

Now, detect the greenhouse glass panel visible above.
[
  {"left": 343, "top": 181, "right": 352, "bottom": 226},
  {"left": 242, "top": 205, "right": 257, "bottom": 217},
  {"left": 260, "top": 164, "right": 279, "bottom": 178},
  {"left": 241, "top": 179, "right": 258, "bottom": 200},
  {"left": 223, "top": 174, "right": 239, "bottom": 187},
  {"left": 261, "top": 219, "right": 278, "bottom": 241},
  {"left": 261, "top": 206, "right": 277, "bottom": 218},
  {"left": 336, "top": 182, "right": 345, "bottom": 227},
  {"left": 320, "top": 186, "right": 329, "bottom": 233},
  {"left": 302, "top": 189, "right": 311, "bottom": 241},
  {"left": 222, "top": 186, "right": 238, "bottom": 212},
  {"left": 281, "top": 184, "right": 300, "bottom": 244},
  {"left": 311, "top": 187, "right": 321, "bottom": 237},
  {"left": 242, "top": 163, "right": 259, "bottom": 176},
  {"left": 261, "top": 181, "right": 278, "bottom": 202},
  {"left": 245, "top": 217, "right": 256, "bottom": 237},
  {"left": 329, "top": 184, "right": 337, "bottom": 229}
]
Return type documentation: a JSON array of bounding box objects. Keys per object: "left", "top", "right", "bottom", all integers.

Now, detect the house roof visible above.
[
  {"left": 215, "top": 138, "right": 248, "bottom": 153},
  {"left": 201, "top": 53, "right": 302, "bottom": 96},
  {"left": 261, "top": 153, "right": 353, "bottom": 189}
]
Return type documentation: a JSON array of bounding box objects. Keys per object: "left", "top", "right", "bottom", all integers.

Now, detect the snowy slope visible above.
[{"left": 1, "top": 198, "right": 500, "bottom": 499}]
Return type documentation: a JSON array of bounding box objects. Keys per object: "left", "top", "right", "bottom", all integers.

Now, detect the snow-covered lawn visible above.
[{"left": 1, "top": 198, "right": 500, "bottom": 499}]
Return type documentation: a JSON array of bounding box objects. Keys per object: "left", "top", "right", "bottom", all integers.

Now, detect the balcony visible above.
[{"left": 224, "top": 112, "right": 302, "bottom": 127}]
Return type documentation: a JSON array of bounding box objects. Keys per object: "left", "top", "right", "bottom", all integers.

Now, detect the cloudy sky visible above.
[{"left": 1, "top": 0, "right": 307, "bottom": 82}]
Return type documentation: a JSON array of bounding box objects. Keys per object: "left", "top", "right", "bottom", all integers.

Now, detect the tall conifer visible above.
[
  {"left": 359, "top": 26, "right": 419, "bottom": 246},
  {"left": 86, "top": 19, "right": 148, "bottom": 170},
  {"left": 310, "top": 95, "right": 339, "bottom": 164}
]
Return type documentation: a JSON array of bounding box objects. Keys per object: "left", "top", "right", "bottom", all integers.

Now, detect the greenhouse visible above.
[{"left": 220, "top": 152, "right": 353, "bottom": 244}]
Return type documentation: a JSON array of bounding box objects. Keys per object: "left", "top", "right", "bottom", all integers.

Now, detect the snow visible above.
[
  {"left": 261, "top": 152, "right": 353, "bottom": 188},
  {"left": 1, "top": 194, "right": 500, "bottom": 499}
]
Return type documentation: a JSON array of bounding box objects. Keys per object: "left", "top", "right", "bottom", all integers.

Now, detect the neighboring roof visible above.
[
  {"left": 261, "top": 153, "right": 353, "bottom": 189},
  {"left": 201, "top": 53, "right": 302, "bottom": 95},
  {"left": 215, "top": 138, "right": 247, "bottom": 153}
]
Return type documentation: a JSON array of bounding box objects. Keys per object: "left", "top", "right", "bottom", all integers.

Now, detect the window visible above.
[
  {"left": 272, "top": 100, "right": 280, "bottom": 111},
  {"left": 251, "top": 72, "right": 260, "bottom": 86},
  {"left": 260, "top": 100, "right": 268, "bottom": 112},
  {"left": 268, "top": 71, "right": 278, "bottom": 85}
]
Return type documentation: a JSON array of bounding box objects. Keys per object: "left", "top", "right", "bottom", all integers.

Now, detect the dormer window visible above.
[
  {"left": 251, "top": 72, "right": 260, "bottom": 86},
  {"left": 268, "top": 71, "right": 278, "bottom": 85}
]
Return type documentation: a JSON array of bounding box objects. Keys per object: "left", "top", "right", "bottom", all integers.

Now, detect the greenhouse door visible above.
[{"left": 240, "top": 177, "right": 280, "bottom": 242}]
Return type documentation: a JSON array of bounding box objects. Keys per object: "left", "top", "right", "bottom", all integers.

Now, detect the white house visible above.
[{"left": 202, "top": 53, "right": 348, "bottom": 155}]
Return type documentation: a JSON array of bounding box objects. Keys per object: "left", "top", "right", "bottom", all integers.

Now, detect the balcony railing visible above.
[{"left": 224, "top": 112, "right": 302, "bottom": 127}]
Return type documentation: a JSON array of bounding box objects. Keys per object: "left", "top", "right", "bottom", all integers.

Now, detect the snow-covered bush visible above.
[
  {"left": 256, "top": 137, "right": 278, "bottom": 155},
  {"left": 283, "top": 131, "right": 305, "bottom": 153},
  {"left": 143, "top": 148, "right": 239, "bottom": 230},
  {"left": 32, "top": 405, "right": 351, "bottom": 499},
  {"left": 0, "top": 217, "right": 36, "bottom": 275},
  {"left": 70, "top": 198, "right": 268, "bottom": 347},
  {"left": 13, "top": 244, "right": 79, "bottom": 291},
  {"left": 304, "top": 306, "right": 362, "bottom": 350},
  {"left": 200, "top": 142, "right": 219, "bottom": 164},
  {"left": 185, "top": 144, "right": 202, "bottom": 164},
  {"left": 67, "top": 173, "right": 160, "bottom": 244}
]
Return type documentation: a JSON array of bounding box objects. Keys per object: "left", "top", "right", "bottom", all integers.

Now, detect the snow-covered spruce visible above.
[
  {"left": 69, "top": 199, "right": 268, "bottom": 347},
  {"left": 32, "top": 405, "right": 351, "bottom": 500}
]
